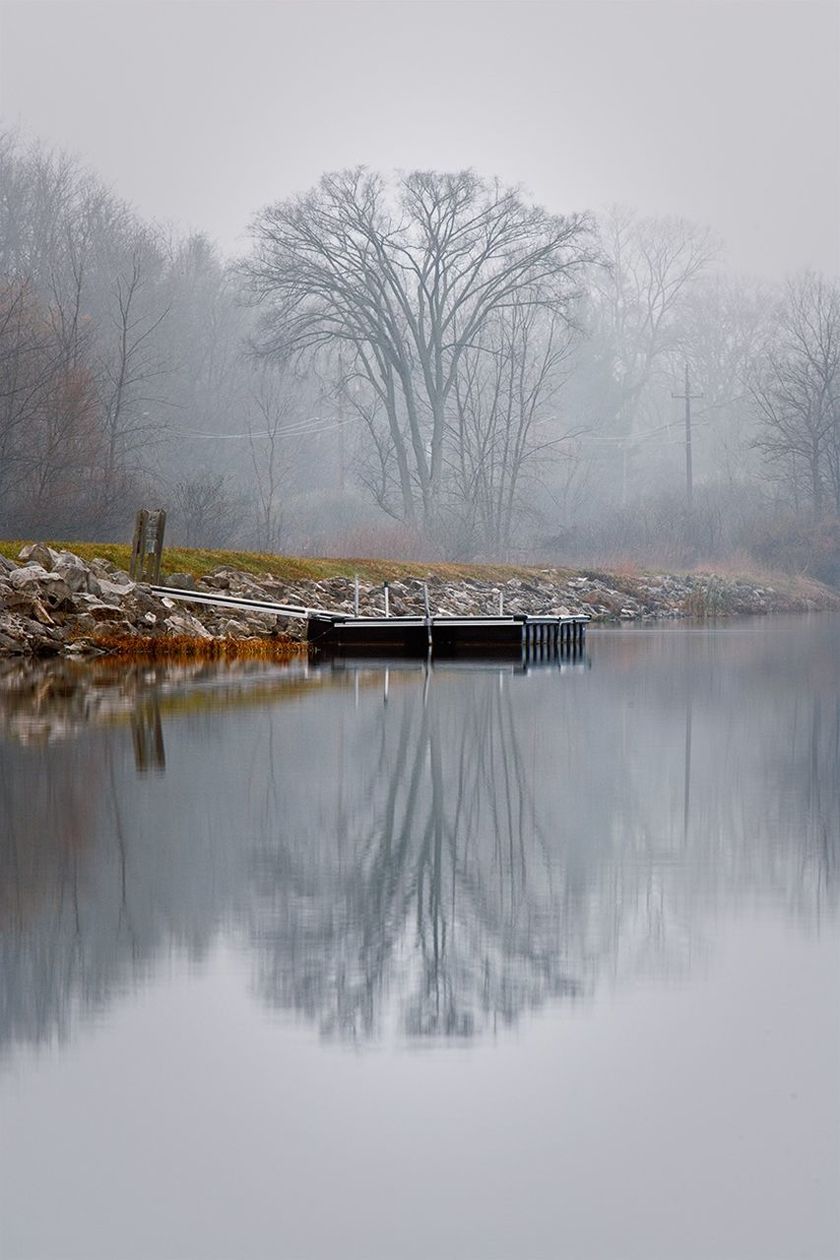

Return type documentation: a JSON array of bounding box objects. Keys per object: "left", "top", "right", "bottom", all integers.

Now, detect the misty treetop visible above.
[
  {"left": 1, "top": 132, "right": 838, "bottom": 581},
  {"left": 245, "top": 169, "right": 595, "bottom": 542}
]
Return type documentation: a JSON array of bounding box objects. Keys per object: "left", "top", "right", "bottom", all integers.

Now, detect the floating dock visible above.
[
  {"left": 306, "top": 612, "right": 587, "bottom": 657},
  {"left": 152, "top": 586, "right": 588, "bottom": 659}
]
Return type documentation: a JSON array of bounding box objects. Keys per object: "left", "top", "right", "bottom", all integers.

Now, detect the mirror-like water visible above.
[{"left": 1, "top": 618, "right": 838, "bottom": 1260}]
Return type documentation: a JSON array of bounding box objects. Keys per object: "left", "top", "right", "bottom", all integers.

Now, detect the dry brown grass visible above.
[{"left": 90, "top": 633, "right": 307, "bottom": 662}]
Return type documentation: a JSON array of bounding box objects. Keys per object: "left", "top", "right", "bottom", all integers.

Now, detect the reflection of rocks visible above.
[
  {"left": 0, "top": 657, "right": 209, "bottom": 745},
  {"left": 0, "top": 656, "right": 314, "bottom": 746}
]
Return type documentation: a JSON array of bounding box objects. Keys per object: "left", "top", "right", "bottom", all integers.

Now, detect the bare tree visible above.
[
  {"left": 247, "top": 368, "right": 298, "bottom": 551},
  {"left": 0, "top": 134, "right": 171, "bottom": 533},
  {"left": 752, "top": 274, "right": 840, "bottom": 520},
  {"left": 450, "top": 306, "right": 581, "bottom": 555},
  {"left": 98, "top": 245, "right": 170, "bottom": 478},
  {"left": 593, "top": 208, "right": 719, "bottom": 423},
  {"left": 171, "top": 471, "right": 246, "bottom": 548},
  {"left": 676, "top": 274, "right": 771, "bottom": 484},
  {"left": 0, "top": 279, "right": 54, "bottom": 494},
  {"left": 246, "top": 168, "right": 594, "bottom": 529},
  {"left": 0, "top": 278, "right": 111, "bottom": 536}
]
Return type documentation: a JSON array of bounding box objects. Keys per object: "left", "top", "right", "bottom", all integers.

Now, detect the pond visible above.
[{"left": 1, "top": 617, "right": 838, "bottom": 1260}]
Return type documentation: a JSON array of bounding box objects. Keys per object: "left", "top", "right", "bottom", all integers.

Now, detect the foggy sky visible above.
[{"left": 0, "top": 0, "right": 838, "bottom": 278}]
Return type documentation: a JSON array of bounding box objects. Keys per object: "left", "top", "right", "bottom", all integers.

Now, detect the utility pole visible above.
[
  {"left": 337, "top": 385, "right": 346, "bottom": 495},
  {"left": 336, "top": 350, "right": 347, "bottom": 496},
  {"left": 672, "top": 364, "right": 703, "bottom": 510}
]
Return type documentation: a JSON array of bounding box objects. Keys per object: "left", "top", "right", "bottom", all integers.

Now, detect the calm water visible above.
[{"left": 1, "top": 618, "right": 838, "bottom": 1260}]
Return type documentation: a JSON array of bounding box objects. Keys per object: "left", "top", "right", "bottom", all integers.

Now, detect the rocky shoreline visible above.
[{"left": 0, "top": 544, "right": 836, "bottom": 658}]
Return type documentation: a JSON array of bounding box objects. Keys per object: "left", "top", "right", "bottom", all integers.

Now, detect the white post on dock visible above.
[
  {"left": 354, "top": 574, "right": 360, "bottom": 617},
  {"left": 498, "top": 589, "right": 504, "bottom": 616},
  {"left": 384, "top": 582, "right": 390, "bottom": 618},
  {"left": 423, "top": 582, "right": 432, "bottom": 650}
]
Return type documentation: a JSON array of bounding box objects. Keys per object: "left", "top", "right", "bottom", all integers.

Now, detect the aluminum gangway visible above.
[{"left": 152, "top": 585, "right": 589, "bottom": 657}]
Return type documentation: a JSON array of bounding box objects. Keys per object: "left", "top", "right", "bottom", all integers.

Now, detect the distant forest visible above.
[{"left": 2, "top": 132, "right": 838, "bottom": 582}]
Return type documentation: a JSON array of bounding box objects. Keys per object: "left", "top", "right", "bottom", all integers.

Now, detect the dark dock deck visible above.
[
  {"left": 152, "top": 586, "right": 588, "bottom": 659},
  {"left": 306, "top": 612, "right": 588, "bottom": 657}
]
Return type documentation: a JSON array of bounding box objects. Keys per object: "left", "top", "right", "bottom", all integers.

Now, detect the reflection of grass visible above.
[{"left": 92, "top": 633, "right": 306, "bottom": 661}]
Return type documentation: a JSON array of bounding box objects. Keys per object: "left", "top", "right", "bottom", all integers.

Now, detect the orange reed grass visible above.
[{"left": 92, "top": 633, "right": 308, "bottom": 662}]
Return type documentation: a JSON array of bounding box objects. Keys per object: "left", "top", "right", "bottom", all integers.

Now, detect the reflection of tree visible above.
[
  {"left": 249, "top": 672, "right": 612, "bottom": 1040},
  {"left": 1, "top": 629, "right": 838, "bottom": 1054},
  {"left": 0, "top": 738, "right": 103, "bottom": 1046}
]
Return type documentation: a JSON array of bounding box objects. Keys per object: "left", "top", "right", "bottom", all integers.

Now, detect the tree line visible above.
[{"left": 2, "top": 132, "right": 838, "bottom": 580}]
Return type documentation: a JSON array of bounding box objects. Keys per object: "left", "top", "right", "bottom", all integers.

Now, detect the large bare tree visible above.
[{"left": 245, "top": 169, "right": 594, "bottom": 528}]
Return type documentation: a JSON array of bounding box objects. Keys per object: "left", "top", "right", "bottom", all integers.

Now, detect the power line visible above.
[{"left": 177, "top": 413, "right": 361, "bottom": 441}]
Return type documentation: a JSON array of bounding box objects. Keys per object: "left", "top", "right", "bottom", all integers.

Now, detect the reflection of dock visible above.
[
  {"left": 326, "top": 649, "right": 590, "bottom": 675},
  {"left": 151, "top": 584, "right": 588, "bottom": 659}
]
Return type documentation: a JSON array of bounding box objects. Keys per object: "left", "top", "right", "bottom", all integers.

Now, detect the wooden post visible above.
[
  {"left": 151, "top": 509, "right": 166, "bottom": 583},
  {"left": 129, "top": 509, "right": 148, "bottom": 580},
  {"left": 354, "top": 574, "right": 360, "bottom": 617},
  {"left": 130, "top": 507, "right": 166, "bottom": 582},
  {"left": 383, "top": 582, "right": 390, "bottom": 618}
]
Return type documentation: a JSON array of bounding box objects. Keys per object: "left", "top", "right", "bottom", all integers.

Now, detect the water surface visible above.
[{"left": 1, "top": 618, "right": 838, "bottom": 1259}]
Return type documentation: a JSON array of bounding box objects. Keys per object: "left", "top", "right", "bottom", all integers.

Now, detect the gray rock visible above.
[
  {"left": 219, "top": 618, "right": 250, "bottom": 637},
  {"left": 52, "top": 552, "right": 94, "bottom": 594},
  {"left": 8, "top": 564, "right": 52, "bottom": 588},
  {"left": 165, "top": 572, "right": 197, "bottom": 590},
  {"left": 17, "top": 543, "right": 59, "bottom": 570},
  {"left": 8, "top": 567, "right": 74, "bottom": 610},
  {"left": 97, "top": 577, "right": 135, "bottom": 601},
  {"left": 84, "top": 603, "right": 128, "bottom": 623},
  {"left": 90, "top": 557, "right": 118, "bottom": 574},
  {"left": 71, "top": 614, "right": 99, "bottom": 635},
  {"left": 3, "top": 590, "right": 54, "bottom": 625},
  {"left": 164, "top": 612, "right": 213, "bottom": 639}
]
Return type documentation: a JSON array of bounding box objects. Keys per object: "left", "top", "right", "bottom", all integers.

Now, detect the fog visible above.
[{"left": 1, "top": 1, "right": 838, "bottom": 579}]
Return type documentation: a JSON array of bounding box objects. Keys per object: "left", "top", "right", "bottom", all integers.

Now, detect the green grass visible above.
[
  {"left": 0, "top": 539, "right": 576, "bottom": 584},
  {"left": 1, "top": 537, "right": 837, "bottom": 608}
]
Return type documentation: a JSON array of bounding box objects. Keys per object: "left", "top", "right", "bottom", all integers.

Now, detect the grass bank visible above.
[
  {"left": 2, "top": 538, "right": 835, "bottom": 595},
  {"left": 0, "top": 538, "right": 581, "bottom": 583}
]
